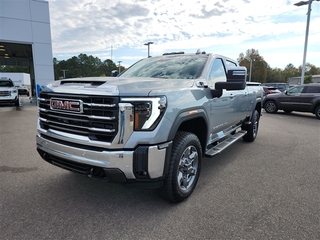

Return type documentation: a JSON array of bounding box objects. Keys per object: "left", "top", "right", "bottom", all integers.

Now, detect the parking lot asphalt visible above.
[{"left": 1, "top": 100, "right": 320, "bottom": 240}]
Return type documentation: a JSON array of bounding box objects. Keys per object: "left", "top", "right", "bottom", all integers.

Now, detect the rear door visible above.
[{"left": 298, "top": 86, "right": 320, "bottom": 111}]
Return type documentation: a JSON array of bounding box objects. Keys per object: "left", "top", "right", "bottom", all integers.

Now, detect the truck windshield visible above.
[
  {"left": 0, "top": 80, "right": 14, "bottom": 87},
  {"left": 119, "top": 55, "right": 208, "bottom": 79}
]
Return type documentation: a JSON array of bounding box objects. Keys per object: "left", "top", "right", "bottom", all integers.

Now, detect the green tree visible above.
[
  {"left": 52, "top": 54, "right": 121, "bottom": 79},
  {"left": 282, "top": 63, "right": 299, "bottom": 82},
  {"left": 266, "top": 66, "right": 285, "bottom": 83},
  {"left": 305, "top": 63, "right": 320, "bottom": 75},
  {"left": 304, "top": 74, "right": 313, "bottom": 84},
  {"left": 238, "top": 49, "right": 267, "bottom": 83}
]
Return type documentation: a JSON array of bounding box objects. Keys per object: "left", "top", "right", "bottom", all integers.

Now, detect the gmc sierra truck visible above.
[
  {"left": 36, "top": 51, "right": 263, "bottom": 203},
  {"left": 0, "top": 77, "right": 19, "bottom": 106}
]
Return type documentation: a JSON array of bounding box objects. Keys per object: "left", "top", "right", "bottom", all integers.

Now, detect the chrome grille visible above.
[
  {"left": 38, "top": 92, "right": 119, "bottom": 143},
  {"left": 0, "top": 91, "right": 10, "bottom": 97}
]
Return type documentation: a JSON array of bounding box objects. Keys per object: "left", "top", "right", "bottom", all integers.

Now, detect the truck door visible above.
[{"left": 207, "top": 58, "right": 236, "bottom": 138}]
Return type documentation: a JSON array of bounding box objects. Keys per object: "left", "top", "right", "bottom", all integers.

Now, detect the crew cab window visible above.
[
  {"left": 208, "top": 58, "right": 227, "bottom": 87},
  {"left": 119, "top": 55, "right": 208, "bottom": 79},
  {"left": 304, "top": 86, "right": 320, "bottom": 93},
  {"left": 0, "top": 80, "right": 14, "bottom": 87},
  {"left": 287, "top": 86, "right": 304, "bottom": 94},
  {"left": 226, "top": 60, "right": 237, "bottom": 68}
]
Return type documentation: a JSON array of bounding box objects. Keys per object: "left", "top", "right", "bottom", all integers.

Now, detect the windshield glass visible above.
[
  {"left": 119, "top": 55, "right": 208, "bottom": 79},
  {"left": 0, "top": 80, "right": 14, "bottom": 87}
]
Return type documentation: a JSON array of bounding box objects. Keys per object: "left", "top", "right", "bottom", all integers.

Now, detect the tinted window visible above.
[
  {"left": 0, "top": 80, "right": 14, "bottom": 87},
  {"left": 208, "top": 58, "right": 227, "bottom": 87},
  {"left": 287, "top": 86, "right": 304, "bottom": 94},
  {"left": 120, "top": 55, "right": 208, "bottom": 79},
  {"left": 305, "top": 86, "right": 320, "bottom": 93}
]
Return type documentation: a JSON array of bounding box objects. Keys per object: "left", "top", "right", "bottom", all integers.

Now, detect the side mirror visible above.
[{"left": 215, "top": 67, "right": 247, "bottom": 91}]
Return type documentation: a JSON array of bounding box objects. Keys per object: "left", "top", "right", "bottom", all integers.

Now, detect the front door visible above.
[{"left": 207, "top": 58, "right": 235, "bottom": 144}]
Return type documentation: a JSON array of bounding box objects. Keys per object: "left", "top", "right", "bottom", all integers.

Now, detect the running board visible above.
[{"left": 205, "top": 130, "right": 247, "bottom": 157}]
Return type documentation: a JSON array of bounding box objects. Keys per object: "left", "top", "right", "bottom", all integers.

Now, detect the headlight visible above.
[{"left": 121, "top": 96, "right": 166, "bottom": 131}]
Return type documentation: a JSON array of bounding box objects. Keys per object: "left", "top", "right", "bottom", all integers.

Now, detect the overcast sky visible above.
[{"left": 47, "top": 0, "right": 320, "bottom": 69}]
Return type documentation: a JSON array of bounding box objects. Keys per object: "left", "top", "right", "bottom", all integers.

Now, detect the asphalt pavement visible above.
[{"left": 1, "top": 99, "right": 319, "bottom": 240}]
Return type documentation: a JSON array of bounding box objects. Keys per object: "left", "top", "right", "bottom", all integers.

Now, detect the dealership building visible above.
[{"left": 0, "top": 0, "right": 54, "bottom": 96}]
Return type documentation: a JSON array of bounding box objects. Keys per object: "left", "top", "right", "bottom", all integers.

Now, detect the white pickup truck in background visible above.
[{"left": 0, "top": 77, "right": 19, "bottom": 106}]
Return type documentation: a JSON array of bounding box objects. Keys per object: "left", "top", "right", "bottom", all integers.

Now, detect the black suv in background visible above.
[
  {"left": 17, "top": 86, "right": 30, "bottom": 96},
  {"left": 263, "top": 83, "right": 320, "bottom": 119}
]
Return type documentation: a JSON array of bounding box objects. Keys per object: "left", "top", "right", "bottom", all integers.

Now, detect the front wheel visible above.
[
  {"left": 315, "top": 105, "right": 320, "bottom": 120},
  {"left": 243, "top": 110, "right": 260, "bottom": 142},
  {"left": 264, "top": 100, "right": 278, "bottom": 113},
  {"left": 163, "top": 131, "right": 202, "bottom": 203}
]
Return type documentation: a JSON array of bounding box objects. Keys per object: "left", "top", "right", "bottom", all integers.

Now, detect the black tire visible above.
[
  {"left": 163, "top": 131, "right": 202, "bottom": 203},
  {"left": 243, "top": 110, "right": 260, "bottom": 142},
  {"left": 315, "top": 105, "right": 320, "bottom": 120},
  {"left": 264, "top": 100, "right": 278, "bottom": 113}
]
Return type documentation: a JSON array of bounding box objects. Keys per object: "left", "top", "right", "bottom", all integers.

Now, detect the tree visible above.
[
  {"left": 282, "top": 64, "right": 299, "bottom": 83},
  {"left": 304, "top": 74, "right": 313, "bottom": 84},
  {"left": 305, "top": 63, "right": 320, "bottom": 75},
  {"left": 238, "top": 49, "right": 267, "bottom": 83},
  {"left": 266, "top": 67, "right": 284, "bottom": 83},
  {"left": 52, "top": 54, "right": 120, "bottom": 80}
]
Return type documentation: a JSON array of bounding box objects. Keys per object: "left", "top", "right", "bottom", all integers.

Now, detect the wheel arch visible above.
[
  {"left": 167, "top": 109, "right": 208, "bottom": 157},
  {"left": 312, "top": 101, "right": 320, "bottom": 114},
  {"left": 255, "top": 101, "right": 262, "bottom": 115}
]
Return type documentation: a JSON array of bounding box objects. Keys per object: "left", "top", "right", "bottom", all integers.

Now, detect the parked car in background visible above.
[
  {"left": 263, "top": 86, "right": 281, "bottom": 97},
  {"left": 263, "top": 83, "right": 289, "bottom": 92},
  {"left": 263, "top": 83, "right": 320, "bottom": 119},
  {"left": 17, "top": 86, "right": 30, "bottom": 96},
  {"left": 0, "top": 78, "right": 19, "bottom": 106}
]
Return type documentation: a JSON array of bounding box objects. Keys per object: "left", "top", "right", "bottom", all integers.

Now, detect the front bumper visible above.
[
  {"left": 0, "top": 95, "right": 19, "bottom": 104},
  {"left": 36, "top": 133, "right": 171, "bottom": 188}
]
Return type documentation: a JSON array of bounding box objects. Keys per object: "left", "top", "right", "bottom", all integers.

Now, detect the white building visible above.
[
  {"left": 0, "top": 0, "right": 54, "bottom": 96},
  {"left": 288, "top": 75, "right": 320, "bottom": 85}
]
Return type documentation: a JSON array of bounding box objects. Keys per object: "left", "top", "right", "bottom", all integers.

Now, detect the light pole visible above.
[
  {"left": 61, "top": 69, "right": 67, "bottom": 78},
  {"left": 117, "top": 61, "right": 122, "bottom": 74},
  {"left": 294, "top": 0, "right": 319, "bottom": 84},
  {"left": 246, "top": 57, "right": 252, "bottom": 82},
  {"left": 144, "top": 42, "right": 153, "bottom": 57}
]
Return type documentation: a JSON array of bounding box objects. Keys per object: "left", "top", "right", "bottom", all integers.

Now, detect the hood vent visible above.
[{"left": 60, "top": 80, "right": 106, "bottom": 86}]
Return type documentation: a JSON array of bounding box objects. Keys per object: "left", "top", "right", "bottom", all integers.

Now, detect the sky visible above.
[{"left": 47, "top": 0, "right": 320, "bottom": 69}]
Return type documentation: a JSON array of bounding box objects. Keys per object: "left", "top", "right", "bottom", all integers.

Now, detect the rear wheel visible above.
[
  {"left": 315, "top": 105, "right": 320, "bottom": 120},
  {"left": 163, "top": 131, "right": 202, "bottom": 203},
  {"left": 243, "top": 110, "right": 260, "bottom": 142},
  {"left": 264, "top": 101, "right": 278, "bottom": 113}
]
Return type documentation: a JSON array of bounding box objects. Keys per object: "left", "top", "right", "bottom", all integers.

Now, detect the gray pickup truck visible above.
[{"left": 36, "top": 51, "right": 263, "bottom": 202}]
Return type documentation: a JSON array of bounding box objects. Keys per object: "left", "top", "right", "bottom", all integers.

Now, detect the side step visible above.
[{"left": 205, "top": 130, "right": 247, "bottom": 157}]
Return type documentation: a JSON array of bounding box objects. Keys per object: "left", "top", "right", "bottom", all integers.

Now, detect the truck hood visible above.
[
  {"left": 43, "top": 77, "right": 195, "bottom": 96},
  {"left": 0, "top": 86, "right": 17, "bottom": 91}
]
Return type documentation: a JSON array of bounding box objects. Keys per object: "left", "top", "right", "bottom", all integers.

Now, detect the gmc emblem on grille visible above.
[{"left": 50, "top": 98, "right": 83, "bottom": 113}]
